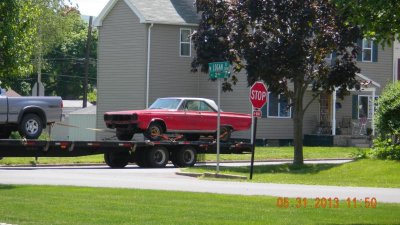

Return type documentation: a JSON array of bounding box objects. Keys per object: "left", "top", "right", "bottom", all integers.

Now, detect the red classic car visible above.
[{"left": 104, "top": 97, "right": 251, "bottom": 141}]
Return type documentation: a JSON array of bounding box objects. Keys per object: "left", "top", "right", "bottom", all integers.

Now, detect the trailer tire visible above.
[
  {"left": 135, "top": 149, "right": 150, "bottom": 168},
  {"left": 146, "top": 146, "right": 169, "bottom": 168},
  {"left": 19, "top": 113, "right": 43, "bottom": 139},
  {"left": 172, "top": 146, "right": 197, "bottom": 167},
  {"left": 104, "top": 152, "right": 129, "bottom": 168}
]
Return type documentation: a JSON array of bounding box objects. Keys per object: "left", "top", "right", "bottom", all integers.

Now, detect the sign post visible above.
[
  {"left": 208, "top": 61, "right": 230, "bottom": 174},
  {"left": 249, "top": 82, "right": 268, "bottom": 179}
]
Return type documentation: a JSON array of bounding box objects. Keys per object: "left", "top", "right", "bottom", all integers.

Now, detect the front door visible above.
[{"left": 319, "top": 92, "right": 331, "bottom": 134}]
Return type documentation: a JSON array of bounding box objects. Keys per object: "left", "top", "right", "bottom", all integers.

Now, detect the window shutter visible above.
[
  {"left": 261, "top": 103, "right": 268, "bottom": 118},
  {"left": 352, "top": 95, "right": 358, "bottom": 119},
  {"left": 372, "top": 42, "right": 378, "bottom": 62},
  {"left": 357, "top": 39, "right": 363, "bottom": 61}
]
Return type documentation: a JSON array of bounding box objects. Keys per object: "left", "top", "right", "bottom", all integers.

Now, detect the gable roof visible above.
[{"left": 94, "top": 0, "right": 199, "bottom": 26}]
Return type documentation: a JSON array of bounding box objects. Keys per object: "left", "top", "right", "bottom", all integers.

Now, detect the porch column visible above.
[
  {"left": 332, "top": 89, "right": 337, "bottom": 135},
  {"left": 372, "top": 88, "right": 376, "bottom": 136}
]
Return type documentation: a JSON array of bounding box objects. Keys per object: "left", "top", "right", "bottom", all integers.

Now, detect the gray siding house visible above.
[{"left": 94, "top": 0, "right": 399, "bottom": 145}]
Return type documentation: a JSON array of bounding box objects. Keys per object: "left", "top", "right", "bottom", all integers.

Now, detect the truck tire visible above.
[
  {"left": 116, "top": 128, "right": 134, "bottom": 141},
  {"left": 146, "top": 146, "right": 169, "bottom": 168},
  {"left": 171, "top": 146, "right": 197, "bottom": 167},
  {"left": 19, "top": 113, "right": 43, "bottom": 139},
  {"left": 144, "top": 123, "right": 164, "bottom": 141},
  {"left": 104, "top": 152, "right": 129, "bottom": 168}
]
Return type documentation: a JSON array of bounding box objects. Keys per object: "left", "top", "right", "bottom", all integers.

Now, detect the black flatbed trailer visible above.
[{"left": 0, "top": 139, "right": 252, "bottom": 168}]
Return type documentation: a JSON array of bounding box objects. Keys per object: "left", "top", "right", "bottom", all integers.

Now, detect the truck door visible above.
[{"left": 0, "top": 96, "right": 8, "bottom": 123}]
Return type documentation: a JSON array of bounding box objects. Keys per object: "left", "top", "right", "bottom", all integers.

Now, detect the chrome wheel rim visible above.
[{"left": 25, "top": 119, "right": 39, "bottom": 135}]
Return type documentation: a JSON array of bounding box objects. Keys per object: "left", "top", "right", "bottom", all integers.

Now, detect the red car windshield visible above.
[{"left": 149, "top": 99, "right": 182, "bottom": 110}]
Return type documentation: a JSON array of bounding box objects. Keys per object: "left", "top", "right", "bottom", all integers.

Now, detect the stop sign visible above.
[{"left": 249, "top": 82, "right": 268, "bottom": 109}]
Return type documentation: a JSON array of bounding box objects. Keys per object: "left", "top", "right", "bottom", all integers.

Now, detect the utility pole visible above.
[{"left": 83, "top": 16, "right": 93, "bottom": 108}]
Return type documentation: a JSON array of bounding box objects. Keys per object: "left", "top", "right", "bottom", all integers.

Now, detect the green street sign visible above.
[{"left": 208, "top": 61, "right": 230, "bottom": 79}]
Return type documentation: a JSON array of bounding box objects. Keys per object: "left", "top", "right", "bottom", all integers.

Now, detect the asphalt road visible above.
[{"left": 1, "top": 162, "right": 400, "bottom": 203}]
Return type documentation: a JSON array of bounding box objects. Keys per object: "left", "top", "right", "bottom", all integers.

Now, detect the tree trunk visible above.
[{"left": 293, "top": 80, "right": 305, "bottom": 165}]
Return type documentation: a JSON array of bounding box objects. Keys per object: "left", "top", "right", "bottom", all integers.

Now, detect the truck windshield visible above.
[{"left": 149, "top": 99, "right": 181, "bottom": 110}]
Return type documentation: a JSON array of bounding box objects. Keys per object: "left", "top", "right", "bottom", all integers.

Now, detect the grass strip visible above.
[
  {"left": 0, "top": 185, "right": 399, "bottom": 225},
  {"left": 185, "top": 159, "right": 400, "bottom": 188}
]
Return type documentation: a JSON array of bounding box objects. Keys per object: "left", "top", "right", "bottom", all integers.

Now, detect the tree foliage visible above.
[
  {"left": 41, "top": 12, "right": 98, "bottom": 99},
  {"left": 375, "top": 82, "right": 400, "bottom": 139},
  {"left": 1, "top": 0, "right": 85, "bottom": 90},
  {"left": 192, "top": 0, "right": 362, "bottom": 164},
  {"left": 2, "top": 1, "right": 97, "bottom": 99},
  {"left": 334, "top": 0, "right": 400, "bottom": 45},
  {"left": 0, "top": 0, "right": 36, "bottom": 83}
]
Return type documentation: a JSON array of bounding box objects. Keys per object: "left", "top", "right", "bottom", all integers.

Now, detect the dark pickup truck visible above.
[{"left": 0, "top": 95, "right": 63, "bottom": 139}]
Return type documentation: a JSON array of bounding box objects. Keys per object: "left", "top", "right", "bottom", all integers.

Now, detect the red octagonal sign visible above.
[{"left": 249, "top": 82, "right": 268, "bottom": 109}]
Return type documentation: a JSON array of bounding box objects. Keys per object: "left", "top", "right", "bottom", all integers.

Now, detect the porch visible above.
[{"left": 306, "top": 73, "right": 379, "bottom": 147}]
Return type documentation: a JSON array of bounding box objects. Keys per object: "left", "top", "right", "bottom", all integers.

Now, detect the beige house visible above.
[{"left": 94, "top": 0, "right": 399, "bottom": 146}]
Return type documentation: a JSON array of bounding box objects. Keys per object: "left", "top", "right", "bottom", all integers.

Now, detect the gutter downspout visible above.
[{"left": 146, "top": 23, "right": 154, "bottom": 108}]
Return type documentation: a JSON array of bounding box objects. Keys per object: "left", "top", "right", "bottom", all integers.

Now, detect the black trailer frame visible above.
[{"left": 0, "top": 139, "right": 252, "bottom": 168}]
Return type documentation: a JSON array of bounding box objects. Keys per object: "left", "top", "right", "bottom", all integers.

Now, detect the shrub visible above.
[
  {"left": 371, "top": 137, "right": 400, "bottom": 160},
  {"left": 375, "top": 82, "right": 400, "bottom": 138},
  {"left": 373, "top": 82, "right": 400, "bottom": 160}
]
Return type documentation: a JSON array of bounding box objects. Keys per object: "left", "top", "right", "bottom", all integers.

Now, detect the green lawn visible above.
[
  {"left": 0, "top": 146, "right": 362, "bottom": 165},
  {"left": 0, "top": 185, "right": 399, "bottom": 225},
  {"left": 185, "top": 159, "right": 400, "bottom": 188}
]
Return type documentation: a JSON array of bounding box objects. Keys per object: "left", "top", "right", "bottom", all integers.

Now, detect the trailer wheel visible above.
[
  {"left": 104, "top": 152, "right": 129, "bottom": 168},
  {"left": 146, "top": 146, "right": 169, "bottom": 168},
  {"left": 135, "top": 149, "right": 149, "bottom": 168},
  {"left": 19, "top": 113, "right": 43, "bottom": 139},
  {"left": 172, "top": 146, "right": 197, "bottom": 167},
  {"left": 116, "top": 128, "right": 134, "bottom": 141}
]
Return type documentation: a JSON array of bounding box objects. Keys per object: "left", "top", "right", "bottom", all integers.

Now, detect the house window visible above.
[
  {"left": 358, "top": 95, "right": 378, "bottom": 119},
  {"left": 362, "top": 39, "right": 373, "bottom": 62},
  {"left": 268, "top": 93, "right": 291, "bottom": 118},
  {"left": 180, "top": 28, "right": 191, "bottom": 57}
]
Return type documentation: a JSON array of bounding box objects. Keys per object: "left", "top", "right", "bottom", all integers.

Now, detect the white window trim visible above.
[
  {"left": 267, "top": 92, "right": 291, "bottom": 118},
  {"left": 362, "top": 39, "right": 373, "bottom": 62},
  {"left": 358, "top": 95, "right": 378, "bottom": 119},
  {"left": 179, "top": 28, "right": 191, "bottom": 57}
]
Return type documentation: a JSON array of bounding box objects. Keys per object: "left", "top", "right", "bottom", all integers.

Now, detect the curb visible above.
[
  {"left": 175, "top": 171, "right": 247, "bottom": 180},
  {"left": 175, "top": 172, "right": 203, "bottom": 178},
  {"left": 203, "top": 172, "right": 247, "bottom": 180}
]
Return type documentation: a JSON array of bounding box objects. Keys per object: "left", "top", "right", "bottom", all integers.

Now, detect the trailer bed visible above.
[{"left": 0, "top": 139, "right": 252, "bottom": 168}]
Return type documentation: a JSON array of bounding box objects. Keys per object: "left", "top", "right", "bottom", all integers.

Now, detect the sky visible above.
[{"left": 69, "top": 0, "right": 110, "bottom": 16}]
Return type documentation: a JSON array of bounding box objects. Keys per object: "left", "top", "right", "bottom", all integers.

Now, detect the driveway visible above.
[{"left": 1, "top": 163, "right": 399, "bottom": 203}]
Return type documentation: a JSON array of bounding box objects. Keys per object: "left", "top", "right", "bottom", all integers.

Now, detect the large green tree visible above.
[
  {"left": 42, "top": 11, "right": 98, "bottom": 99},
  {"left": 0, "top": 0, "right": 36, "bottom": 84},
  {"left": 1, "top": 0, "right": 77, "bottom": 93},
  {"left": 192, "top": 0, "right": 361, "bottom": 165},
  {"left": 334, "top": 0, "right": 400, "bottom": 45}
]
